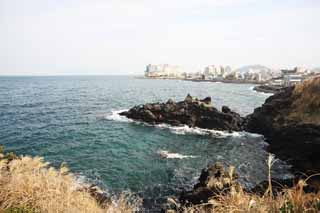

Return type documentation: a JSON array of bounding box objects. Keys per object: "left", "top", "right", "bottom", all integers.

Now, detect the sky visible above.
[{"left": 0, "top": 0, "right": 320, "bottom": 75}]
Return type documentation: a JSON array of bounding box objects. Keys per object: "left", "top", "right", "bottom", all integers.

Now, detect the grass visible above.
[
  {"left": 0, "top": 147, "right": 141, "bottom": 213},
  {"left": 288, "top": 77, "right": 320, "bottom": 124},
  {"left": 1, "top": 151, "right": 320, "bottom": 213},
  {"left": 175, "top": 154, "right": 320, "bottom": 213},
  {"left": 1, "top": 149, "right": 320, "bottom": 212}
]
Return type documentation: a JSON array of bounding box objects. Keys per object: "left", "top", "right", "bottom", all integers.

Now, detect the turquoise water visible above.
[{"left": 0, "top": 76, "right": 291, "bottom": 210}]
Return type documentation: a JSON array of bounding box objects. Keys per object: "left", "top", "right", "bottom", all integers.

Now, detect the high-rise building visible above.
[{"left": 145, "top": 64, "right": 182, "bottom": 78}]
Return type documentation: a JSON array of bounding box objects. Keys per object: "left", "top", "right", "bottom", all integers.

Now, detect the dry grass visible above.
[
  {"left": 178, "top": 154, "right": 320, "bottom": 213},
  {"left": 1, "top": 150, "right": 320, "bottom": 213},
  {"left": 0, "top": 150, "right": 140, "bottom": 213},
  {"left": 196, "top": 181, "right": 320, "bottom": 213},
  {"left": 289, "top": 77, "right": 320, "bottom": 124}
]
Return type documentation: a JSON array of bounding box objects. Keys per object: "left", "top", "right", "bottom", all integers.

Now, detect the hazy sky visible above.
[{"left": 1, "top": 0, "right": 319, "bottom": 75}]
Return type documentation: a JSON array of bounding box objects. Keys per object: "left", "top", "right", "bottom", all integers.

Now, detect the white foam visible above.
[
  {"left": 249, "top": 86, "right": 273, "bottom": 96},
  {"left": 156, "top": 123, "right": 261, "bottom": 138},
  {"left": 157, "top": 150, "right": 197, "bottom": 159},
  {"left": 107, "top": 109, "right": 263, "bottom": 139},
  {"left": 73, "top": 174, "right": 97, "bottom": 191},
  {"left": 105, "top": 109, "right": 134, "bottom": 123}
]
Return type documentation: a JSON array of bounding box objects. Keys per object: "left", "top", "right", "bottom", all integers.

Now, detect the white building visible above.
[
  {"left": 203, "top": 65, "right": 231, "bottom": 80},
  {"left": 268, "top": 78, "right": 284, "bottom": 86},
  {"left": 284, "top": 74, "right": 303, "bottom": 86},
  {"left": 145, "top": 64, "right": 183, "bottom": 78},
  {"left": 281, "top": 68, "right": 304, "bottom": 86}
]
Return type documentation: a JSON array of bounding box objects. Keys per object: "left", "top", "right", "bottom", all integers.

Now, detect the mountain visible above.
[
  {"left": 312, "top": 67, "right": 320, "bottom": 73},
  {"left": 235, "top": 64, "right": 271, "bottom": 73}
]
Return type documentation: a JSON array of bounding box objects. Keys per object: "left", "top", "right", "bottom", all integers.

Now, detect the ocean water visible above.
[{"left": 0, "top": 76, "right": 291, "bottom": 210}]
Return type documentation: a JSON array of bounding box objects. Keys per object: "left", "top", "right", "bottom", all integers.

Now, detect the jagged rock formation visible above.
[
  {"left": 179, "top": 162, "right": 239, "bottom": 205},
  {"left": 245, "top": 77, "right": 320, "bottom": 174},
  {"left": 120, "top": 94, "right": 244, "bottom": 131}
]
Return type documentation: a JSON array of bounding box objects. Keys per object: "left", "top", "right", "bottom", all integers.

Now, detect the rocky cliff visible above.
[{"left": 245, "top": 77, "right": 320, "bottom": 174}]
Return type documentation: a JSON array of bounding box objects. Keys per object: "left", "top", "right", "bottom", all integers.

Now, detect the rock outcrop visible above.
[
  {"left": 245, "top": 77, "right": 320, "bottom": 174},
  {"left": 179, "top": 162, "right": 239, "bottom": 205},
  {"left": 120, "top": 94, "right": 244, "bottom": 131},
  {"left": 253, "top": 84, "right": 284, "bottom": 94}
]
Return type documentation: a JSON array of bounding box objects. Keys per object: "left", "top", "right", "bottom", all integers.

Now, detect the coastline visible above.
[
  {"left": 252, "top": 84, "right": 284, "bottom": 93},
  {"left": 135, "top": 76, "right": 266, "bottom": 84},
  {"left": 121, "top": 77, "right": 320, "bottom": 186},
  {"left": 1, "top": 76, "right": 319, "bottom": 212}
]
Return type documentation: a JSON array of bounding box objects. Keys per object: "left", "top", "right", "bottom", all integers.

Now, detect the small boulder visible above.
[
  {"left": 144, "top": 110, "right": 157, "bottom": 121},
  {"left": 222, "top": 106, "right": 231, "bottom": 113},
  {"left": 144, "top": 104, "right": 152, "bottom": 110},
  {"left": 167, "top": 98, "right": 175, "bottom": 104},
  {"left": 184, "top": 94, "right": 193, "bottom": 103},
  {"left": 164, "top": 104, "right": 175, "bottom": 112},
  {"left": 153, "top": 104, "right": 161, "bottom": 111},
  {"left": 201, "top": 97, "right": 212, "bottom": 105}
]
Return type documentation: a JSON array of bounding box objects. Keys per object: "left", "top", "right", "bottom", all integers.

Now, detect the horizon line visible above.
[{"left": 0, "top": 74, "right": 144, "bottom": 77}]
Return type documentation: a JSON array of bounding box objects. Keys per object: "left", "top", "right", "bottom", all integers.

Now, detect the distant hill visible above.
[
  {"left": 235, "top": 65, "right": 271, "bottom": 73},
  {"left": 312, "top": 68, "right": 320, "bottom": 73}
]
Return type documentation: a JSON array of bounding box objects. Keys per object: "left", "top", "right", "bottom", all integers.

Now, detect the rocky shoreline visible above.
[
  {"left": 120, "top": 77, "right": 320, "bottom": 210},
  {"left": 121, "top": 78, "right": 320, "bottom": 176},
  {"left": 253, "top": 84, "right": 284, "bottom": 93},
  {"left": 245, "top": 84, "right": 320, "bottom": 175}
]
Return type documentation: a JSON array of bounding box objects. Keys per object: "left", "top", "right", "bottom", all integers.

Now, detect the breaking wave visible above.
[
  {"left": 106, "top": 110, "right": 263, "bottom": 139},
  {"left": 156, "top": 150, "right": 197, "bottom": 159},
  {"left": 105, "top": 109, "right": 133, "bottom": 123},
  {"left": 249, "top": 86, "right": 273, "bottom": 96}
]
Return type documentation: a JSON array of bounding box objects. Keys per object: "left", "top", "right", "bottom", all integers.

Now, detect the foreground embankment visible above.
[
  {"left": 1, "top": 148, "right": 319, "bottom": 213},
  {"left": 0, "top": 148, "right": 140, "bottom": 213},
  {"left": 165, "top": 159, "right": 320, "bottom": 212}
]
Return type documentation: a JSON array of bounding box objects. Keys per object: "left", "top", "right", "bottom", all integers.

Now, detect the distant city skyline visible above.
[{"left": 1, "top": 0, "right": 320, "bottom": 76}]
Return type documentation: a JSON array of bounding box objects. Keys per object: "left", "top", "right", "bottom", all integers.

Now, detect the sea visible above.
[{"left": 0, "top": 76, "right": 292, "bottom": 211}]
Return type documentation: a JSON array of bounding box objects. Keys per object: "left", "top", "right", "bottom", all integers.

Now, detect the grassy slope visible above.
[
  {"left": 289, "top": 77, "right": 320, "bottom": 124},
  {"left": 0, "top": 149, "right": 140, "bottom": 213}
]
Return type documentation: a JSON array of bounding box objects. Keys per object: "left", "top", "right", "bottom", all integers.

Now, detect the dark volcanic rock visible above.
[
  {"left": 201, "top": 97, "right": 212, "bottom": 105},
  {"left": 245, "top": 86, "right": 295, "bottom": 137},
  {"left": 253, "top": 84, "right": 284, "bottom": 94},
  {"left": 245, "top": 78, "right": 320, "bottom": 174},
  {"left": 267, "top": 124, "right": 320, "bottom": 174},
  {"left": 120, "top": 94, "right": 243, "bottom": 131},
  {"left": 179, "top": 162, "right": 239, "bottom": 205}
]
